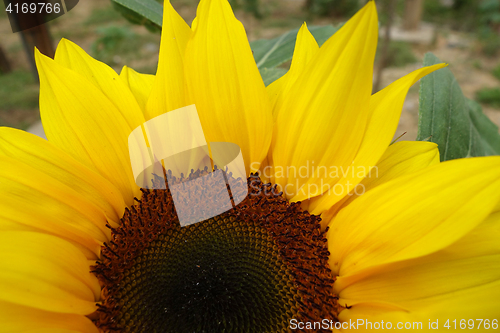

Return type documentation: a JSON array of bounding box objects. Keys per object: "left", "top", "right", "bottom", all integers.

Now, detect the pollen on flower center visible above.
[{"left": 92, "top": 171, "right": 339, "bottom": 333}]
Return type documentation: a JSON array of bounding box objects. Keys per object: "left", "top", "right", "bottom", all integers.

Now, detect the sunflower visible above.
[{"left": 1, "top": 0, "right": 499, "bottom": 332}]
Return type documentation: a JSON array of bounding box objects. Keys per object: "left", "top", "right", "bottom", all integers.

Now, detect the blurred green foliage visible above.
[
  {"left": 305, "top": 0, "right": 360, "bottom": 17},
  {"left": 472, "top": 59, "right": 483, "bottom": 70},
  {"left": 423, "top": 0, "right": 479, "bottom": 30},
  {"left": 90, "top": 24, "right": 159, "bottom": 71},
  {"left": 476, "top": 87, "right": 500, "bottom": 107},
  {"left": 84, "top": 6, "right": 123, "bottom": 26},
  {"left": 424, "top": 0, "right": 500, "bottom": 56},
  {"left": 477, "top": 0, "right": 500, "bottom": 56},
  {"left": 91, "top": 26, "right": 140, "bottom": 65},
  {"left": 492, "top": 63, "right": 500, "bottom": 81},
  {"left": 229, "top": 0, "right": 264, "bottom": 19},
  {"left": 0, "top": 70, "right": 39, "bottom": 111},
  {"left": 478, "top": 0, "right": 500, "bottom": 27},
  {"left": 376, "top": 41, "right": 418, "bottom": 67}
]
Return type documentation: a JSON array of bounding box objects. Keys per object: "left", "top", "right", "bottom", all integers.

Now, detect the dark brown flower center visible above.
[{"left": 92, "top": 170, "right": 339, "bottom": 333}]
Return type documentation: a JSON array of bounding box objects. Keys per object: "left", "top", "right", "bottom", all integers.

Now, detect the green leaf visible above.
[
  {"left": 111, "top": 0, "right": 162, "bottom": 32},
  {"left": 259, "top": 67, "right": 287, "bottom": 86},
  {"left": 417, "top": 52, "right": 500, "bottom": 160},
  {"left": 250, "top": 25, "right": 339, "bottom": 69},
  {"left": 468, "top": 99, "right": 500, "bottom": 155}
]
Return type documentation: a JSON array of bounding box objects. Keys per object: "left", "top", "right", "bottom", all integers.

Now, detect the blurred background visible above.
[{"left": 1, "top": 0, "right": 500, "bottom": 140}]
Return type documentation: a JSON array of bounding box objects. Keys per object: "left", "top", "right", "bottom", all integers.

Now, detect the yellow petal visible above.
[
  {"left": 0, "top": 218, "right": 98, "bottom": 261},
  {"left": 0, "top": 156, "right": 112, "bottom": 258},
  {"left": 35, "top": 49, "right": 139, "bottom": 205},
  {"left": 0, "top": 232, "right": 100, "bottom": 314},
  {"left": 359, "top": 141, "right": 440, "bottom": 189},
  {"left": 270, "top": 2, "right": 378, "bottom": 201},
  {"left": 320, "top": 141, "right": 440, "bottom": 225},
  {"left": 0, "top": 301, "right": 99, "bottom": 333},
  {"left": 145, "top": 0, "right": 192, "bottom": 120},
  {"left": 184, "top": 0, "right": 273, "bottom": 173},
  {"left": 307, "top": 63, "right": 447, "bottom": 216},
  {"left": 267, "top": 23, "right": 319, "bottom": 118},
  {"left": 337, "top": 303, "right": 415, "bottom": 332},
  {"left": 54, "top": 38, "right": 145, "bottom": 131},
  {"left": 328, "top": 156, "right": 500, "bottom": 277},
  {"left": 0, "top": 127, "right": 125, "bottom": 225},
  {"left": 337, "top": 212, "right": 500, "bottom": 327},
  {"left": 120, "top": 66, "right": 155, "bottom": 112}
]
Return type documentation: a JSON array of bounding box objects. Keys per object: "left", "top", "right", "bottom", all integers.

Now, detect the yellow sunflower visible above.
[{"left": 1, "top": 0, "right": 499, "bottom": 332}]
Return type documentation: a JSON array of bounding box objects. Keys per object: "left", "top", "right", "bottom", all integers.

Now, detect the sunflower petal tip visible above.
[
  {"left": 54, "top": 38, "right": 82, "bottom": 62},
  {"left": 365, "top": 0, "right": 377, "bottom": 11},
  {"left": 34, "top": 47, "right": 48, "bottom": 63},
  {"left": 55, "top": 38, "right": 68, "bottom": 52},
  {"left": 363, "top": 0, "right": 379, "bottom": 22},
  {"left": 425, "top": 62, "right": 448, "bottom": 73}
]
